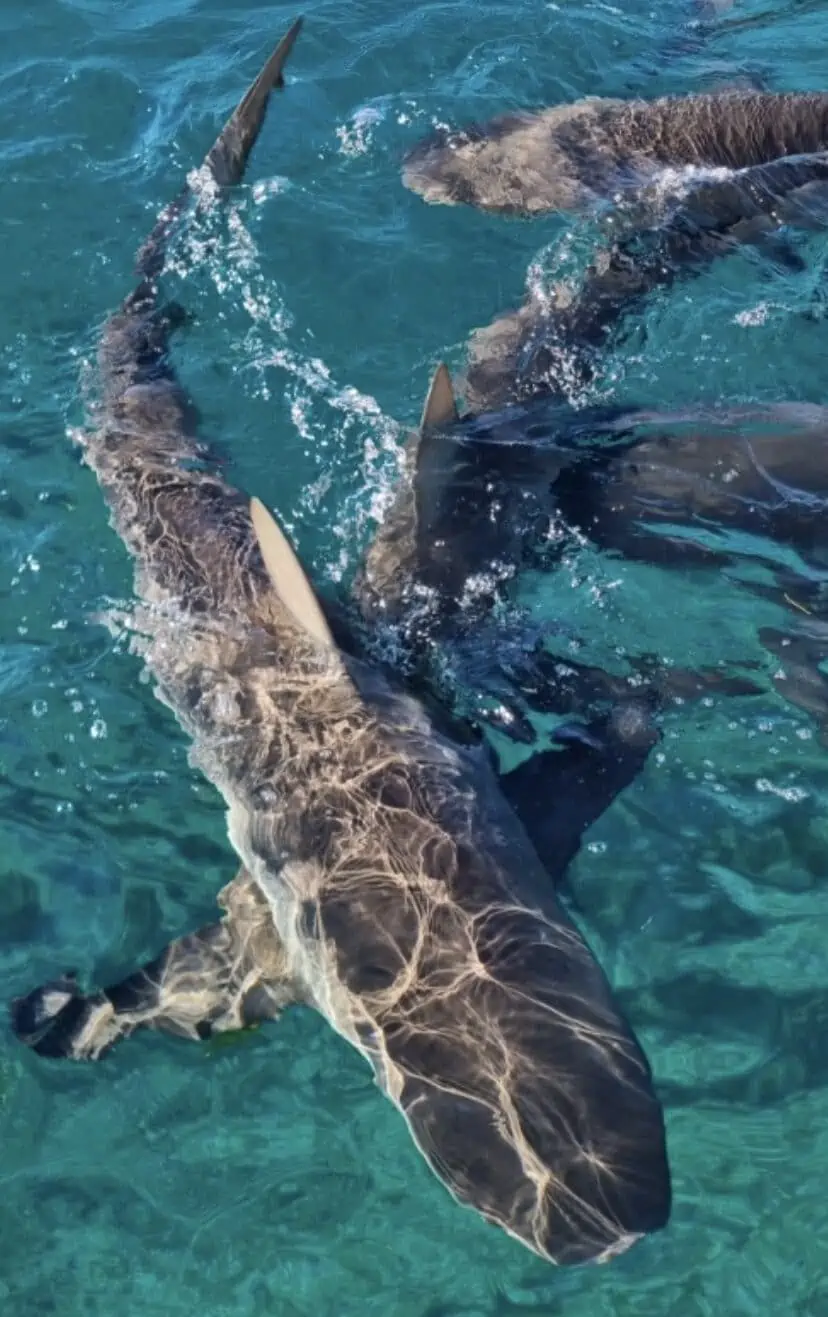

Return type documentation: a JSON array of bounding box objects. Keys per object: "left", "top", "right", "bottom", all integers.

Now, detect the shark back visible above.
[
  {"left": 72, "top": 22, "right": 671, "bottom": 1267},
  {"left": 403, "top": 88, "right": 828, "bottom": 215}
]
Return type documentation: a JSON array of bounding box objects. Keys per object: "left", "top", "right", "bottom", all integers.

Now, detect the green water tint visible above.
[{"left": 2, "top": 0, "right": 828, "bottom": 1313}]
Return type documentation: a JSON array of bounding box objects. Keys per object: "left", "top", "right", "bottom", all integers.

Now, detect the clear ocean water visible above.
[{"left": 3, "top": 0, "right": 828, "bottom": 1313}]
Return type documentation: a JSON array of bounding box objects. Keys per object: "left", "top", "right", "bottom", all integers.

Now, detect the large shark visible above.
[
  {"left": 10, "top": 20, "right": 672, "bottom": 1268},
  {"left": 402, "top": 88, "right": 828, "bottom": 216}
]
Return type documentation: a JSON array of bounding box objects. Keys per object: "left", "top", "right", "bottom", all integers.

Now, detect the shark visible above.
[
  {"left": 460, "top": 154, "right": 828, "bottom": 411},
  {"left": 401, "top": 70, "right": 828, "bottom": 410},
  {"left": 402, "top": 87, "right": 828, "bottom": 217},
  {"left": 10, "top": 19, "right": 672, "bottom": 1269}
]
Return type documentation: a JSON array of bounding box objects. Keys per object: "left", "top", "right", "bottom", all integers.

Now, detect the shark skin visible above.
[
  {"left": 461, "top": 154, "right": 828, "bottom": 412},
  {"left": 403, "top": 88, "right": 828, "bottom": 216},
  {"left": 10, "top": 20, "right": 671, "bottom": 1270}
]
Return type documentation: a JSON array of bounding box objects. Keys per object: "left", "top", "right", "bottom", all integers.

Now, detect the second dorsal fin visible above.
[
  {"left": 250, "top": 496, "right": 337, "bottom": 650},
  {"left": 420, "top": 363, "right": 458, "bottom": 433}
]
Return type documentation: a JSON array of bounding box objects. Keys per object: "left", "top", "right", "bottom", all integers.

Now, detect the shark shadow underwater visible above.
[
  {"left": 534, "top": 403, "right": 828, "bottom": 737},
  {"left": 9, "top": 20, "right": 672, "bottom": 1268}
]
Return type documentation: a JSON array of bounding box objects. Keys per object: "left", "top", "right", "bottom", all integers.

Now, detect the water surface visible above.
[{"left": 1, "top": 1, "right": 828, "bottom": 1314}]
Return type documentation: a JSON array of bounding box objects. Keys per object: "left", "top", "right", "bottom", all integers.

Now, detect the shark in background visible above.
[
  {"left": 402, "top": 86, "right": 828, "bottom": 217},
  {"left": 397, "top": 41, "right": 828, "bottom": 409},
  {"left": 460, "top": 154, "right": 828, "bottom": 412}
]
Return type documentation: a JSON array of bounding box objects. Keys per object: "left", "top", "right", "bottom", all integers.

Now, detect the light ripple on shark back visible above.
[{"left": 12, "top": 20, "right": 670, "bottom": 1268}]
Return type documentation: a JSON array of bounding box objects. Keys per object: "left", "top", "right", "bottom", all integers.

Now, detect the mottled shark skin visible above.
[
  {"left": 403, "top": 89, "right": 828, "bottom": 216},
  {"left": 10, "top": 21, "right": 671, "bottom": 1268},
  {"left": 14, "top": 872, "right": 301, "bottom": 1055}
]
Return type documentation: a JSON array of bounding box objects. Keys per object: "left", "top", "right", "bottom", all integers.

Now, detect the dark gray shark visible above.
[
  {"left": 10, "top": 20, "right": 671, "bottom": 1269},
  {"left": 432, "top": 396, "right": 828, "bottom": 738},
  {"left": 349, "top": 359, "right": 769, "bottom": 731},
  {"left": 460, "top": 153, "right": 828, "bottom": 411}
]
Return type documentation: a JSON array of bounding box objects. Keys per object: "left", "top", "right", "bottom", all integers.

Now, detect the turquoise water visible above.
[{"left": 3, "top": 0, "right": 828, "bottom": 1312}]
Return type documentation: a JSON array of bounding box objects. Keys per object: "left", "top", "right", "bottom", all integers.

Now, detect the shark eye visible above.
[
  {"left": 250, "top": 782, "right": 279, "bottom": 808},
  {"left": 354, "top": 963, "right": 398, "bottom": 992},
  {"left": 525, "top": 422, "right": 551, "bottom": 441}
]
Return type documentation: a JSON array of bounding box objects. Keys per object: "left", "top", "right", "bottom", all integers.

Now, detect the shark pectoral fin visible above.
[
  {"left": 205, "top": 16, "right": 304, "bottom": 187},
  {"left": 499, "top": 703, "right": 660, "bottom": 884},
  {"left": 250, "top": 495, "right": 338, "bottom": 650},
  {"left": 11, "top": 880, "right": 300, "bottom": 1062},
  {"left": 9, "top": 972, "right": 113, "bottom": 1062},
  {"left": 420, "top": 363, "right": 459, "bottom": 432}
]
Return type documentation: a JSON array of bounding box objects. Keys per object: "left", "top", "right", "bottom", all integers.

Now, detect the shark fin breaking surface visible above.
[
  {"left": 250, "top": 495, "right": 338, "bottom": 651},
  {"left": 136, "top": 16, "right": 304, "bottom": 286},
  {"left": 420, "top": 362, "right": 460, "bottom": 432}
]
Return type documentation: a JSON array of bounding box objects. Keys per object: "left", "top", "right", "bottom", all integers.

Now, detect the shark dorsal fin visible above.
[
  {"left": 420, "top": 363, "right": 458, "bottom": 433},
  {"left": 250, "top": 496, "right": 336, "bottom": 650}
]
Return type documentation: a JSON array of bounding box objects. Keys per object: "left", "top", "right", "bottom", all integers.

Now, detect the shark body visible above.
[{"left": 11, "top": 20, "right": 671, "bottom": 1269}]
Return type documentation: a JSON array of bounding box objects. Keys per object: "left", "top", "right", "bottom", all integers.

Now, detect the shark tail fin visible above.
[
  {"left": 205, "top": 16, "right": 304, "bottom": 186},
  {"left": 136, "top": 16, "right": 304, "bottom": 282}
]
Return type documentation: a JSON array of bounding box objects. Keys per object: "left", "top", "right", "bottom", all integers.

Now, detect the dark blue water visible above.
[{"left": 2, "top": 1, "right": 828, "bottom": 1313}]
